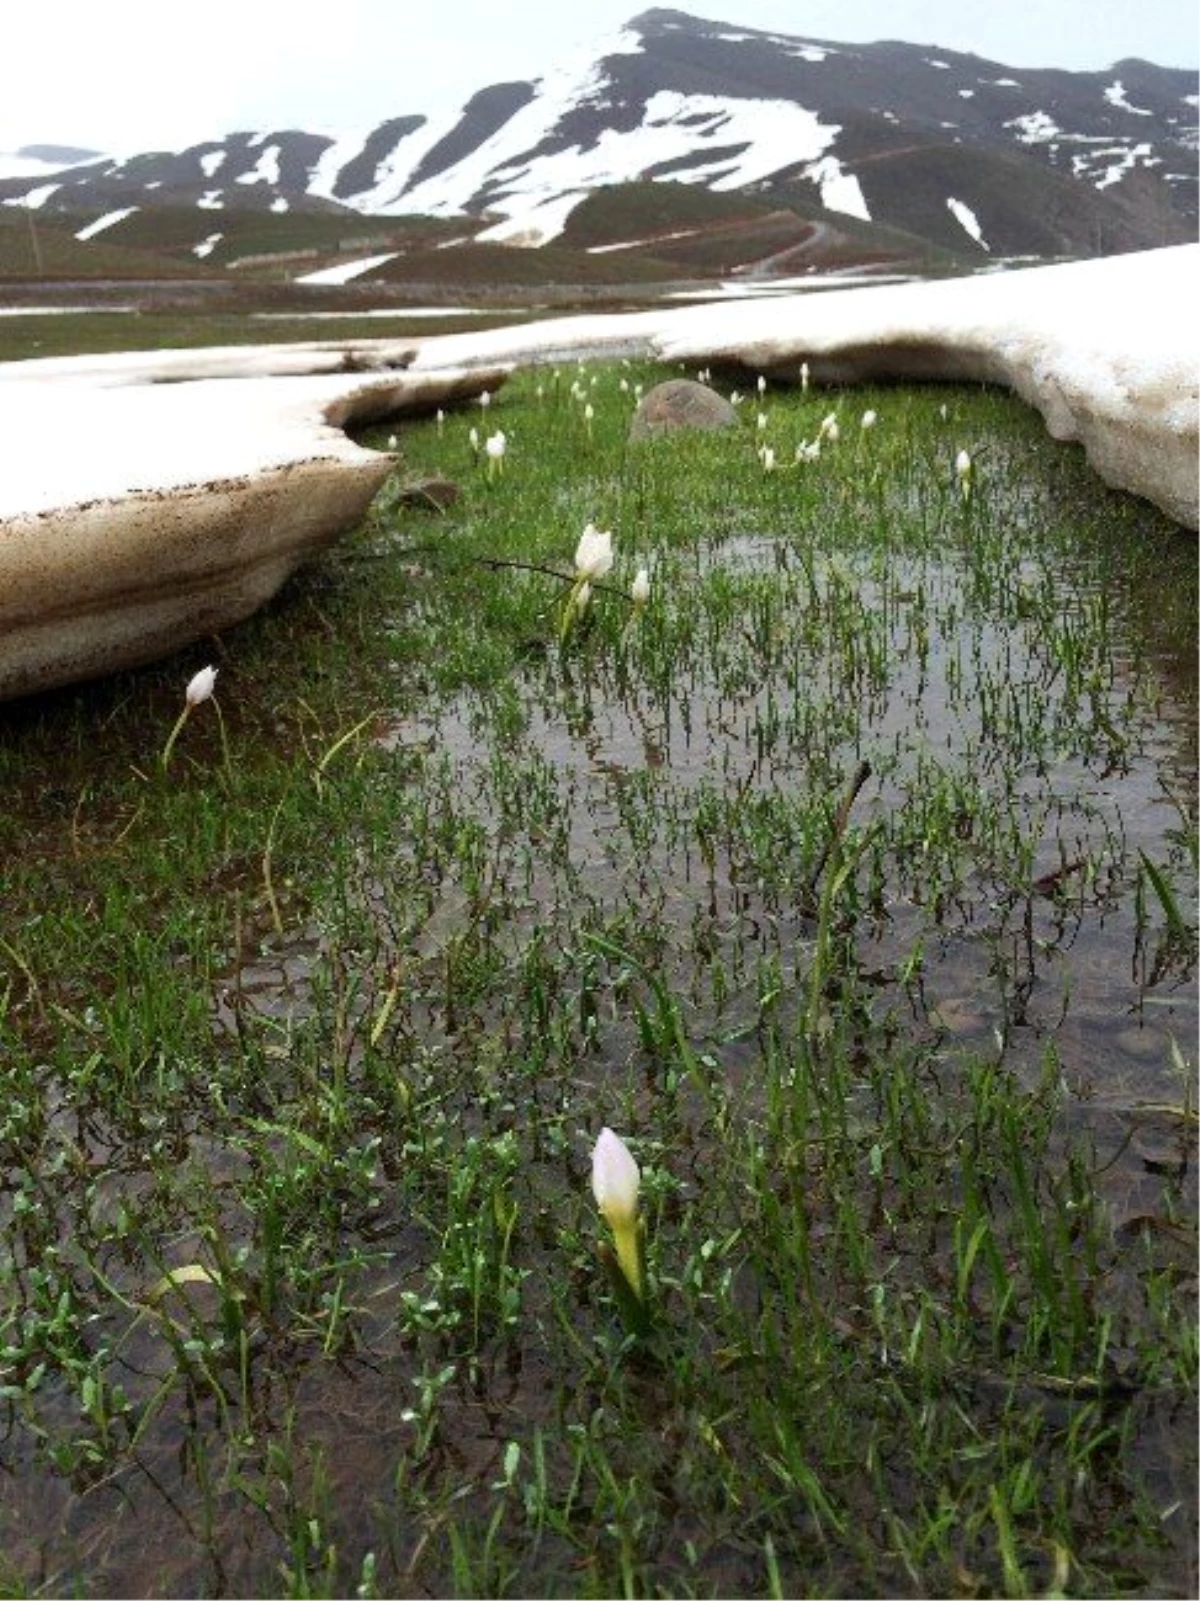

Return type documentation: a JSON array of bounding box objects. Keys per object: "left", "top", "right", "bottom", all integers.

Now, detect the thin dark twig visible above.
[
  {"left": 806, "top": 760, "right": 872, "bottom": 899},
  {"left": 473, "top": 556, "right": 630, "bottom": 600},
  {"left": 351, "top": 547, "right": 630, "bottom": 600}
]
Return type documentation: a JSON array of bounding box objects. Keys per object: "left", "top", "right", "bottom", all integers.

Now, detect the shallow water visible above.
[
  {"left": 3, "top": 400, "right": 1196, "bottom": 1597},
  {"left": 376, "top": 530, "right": 1196, "bottom": 1121}
]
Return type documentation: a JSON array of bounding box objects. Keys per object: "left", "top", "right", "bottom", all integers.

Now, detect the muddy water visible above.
[
  {"left": 226, "top": 527, "right": 1195, "bottom": 1210},
  {"left": 19, "top": 516, "right": 1191, "bottom": 1596}
]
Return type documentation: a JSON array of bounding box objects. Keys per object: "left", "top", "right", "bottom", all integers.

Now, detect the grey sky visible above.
[{"left": 3, "top": 0, "right": 1196, "bottom": 155}]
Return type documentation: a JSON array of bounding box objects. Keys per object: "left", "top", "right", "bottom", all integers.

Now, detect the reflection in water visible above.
[{"left": 377, "top": 531, "right": 1195, "bottom": 1123}]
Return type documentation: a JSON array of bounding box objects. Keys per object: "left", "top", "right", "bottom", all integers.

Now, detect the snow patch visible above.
[
  {"left": 250, "top": 307, "right": 502, "bottom": 319},
  {"left": 0, "top": 305, "right": 135, "bottom": 317},
  {"left": 1094, "top": 141, "right": 1153, "bottom": 189},
  {"left": 587, "top": 226, "right": 707, "bottom": 254},
  {"left": 1104, "top": 81, "right": 1153, "bottom": 115},
  {"left": 199, "top": 150, "right": 226, "bottom": 179},
  {"left": 309, "top": 114, "right": 456, "bottom": 211},
  {"left": 803, "top": 155, "right": 871, "bottom": 221},
  {"left": 423, "top": 87, "right": 846, "bottom": 242},
  {"left": 2, "top": 182, "right": 61, "bottom": 209},
  {"left": 478, "top": 194, "right": 582, "bottom": 245},
  {"left": 75, "top": 208, "right": 138, "bottom": 240},
  {"left": 193, "top": 233, "right": 223, "bottom": 258},
  {"left": 197, "top": 190, "right": 225, "bottom": 210},
  {"left": 294, "top": 252, "right": 399, "bottom": 285},
  {"left": 946, "top": 197, "right": 989, "bottom": 250},
  {"left": 1007, "top": 111, "right": 1060, "bottom": 143},
  {"left": 711, "top": 26, "right": 836, "bottom": 58}
]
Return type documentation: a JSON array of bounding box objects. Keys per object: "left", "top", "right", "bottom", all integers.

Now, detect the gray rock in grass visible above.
[{"left": 628, "top": 378, "right": 738, "bottom": 441}]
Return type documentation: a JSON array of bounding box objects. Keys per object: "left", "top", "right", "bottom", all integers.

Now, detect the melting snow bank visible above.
[
  {"left": 0, "top": 359, "right": 504, "bottom": 701},
  {"left": 646, "top": 245, "right": 1198, "bottom": 534},
  {"left": 0, "top": 246, "right": 1193, "bottom": 701}
]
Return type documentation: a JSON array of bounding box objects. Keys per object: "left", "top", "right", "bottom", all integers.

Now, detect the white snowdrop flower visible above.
[
  {"left": 162, "top": 663, "right": 220, "bottom": 770},
  {"left": 468, "top": 426, "right": 480, "bottom": 451},
  {"left": 574, "top": 523, "right": 614, "bottom": 581},
  {"left": 729, "top": 390, "right": 743, "bottom": 406},
  {"left": 818, "top": 413, "right": 840, "bottom": 442},
  {"left": 386, "top": 433, "right": 398, "bottom": 450},
  {"left": 759, "top": 445, "right": 776, "bottom": 472},
  {"left": 186, "top": 665, "right": 217, "bottom": 707},
  {"left": 435, "top": 409, "right": 445, "bottom": 432},
  {"left": 861, "top": 409, "right": 877, "bottom": 430},
  {"left": 795, "top": 439, "right": 821, "bottom": 463},
  {"left": 757, "top": 374, "right": 767, "bottom": 395},
  {"left": 633, "top": 384, "right": 643, "bottom": 401},
  {"left": 955, "top": 448, "right": 974, "bottom": 501},
  {"left": 619, "top": 378, "right": 629, "bottom": 393},
  {"left": 800, "top": 361, "right": 810, "bottom": 392},
  {"left": 757, "top": 411, "right": 768, "bottom": 431},
  {"left": 478, "top": 389, "right": 491, "bottom": 409},
  {"left": 485, "top": 430, "right": 507, "bottom": 477},
  {"left": 631, "top": 567, "right": 651, "bottom": 606}
]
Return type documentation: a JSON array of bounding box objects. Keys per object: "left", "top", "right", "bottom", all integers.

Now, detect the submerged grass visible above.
[{"left": 0, "top": 362, "right": 1196, "bottom": 1599}]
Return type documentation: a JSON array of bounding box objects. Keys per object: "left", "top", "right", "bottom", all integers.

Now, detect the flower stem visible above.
[{"left": 160, "top": 705, "right": 191, "bottom": 772}]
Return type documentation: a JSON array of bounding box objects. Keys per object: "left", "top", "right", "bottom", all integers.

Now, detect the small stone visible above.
[{"left": 396, "top": 476, "right": 461, "bottom": 510}]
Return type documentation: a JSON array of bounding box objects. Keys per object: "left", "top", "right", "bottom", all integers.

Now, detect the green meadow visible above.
[{"left": 0, "top": 358, "right": 1195, "bottom": 1598}]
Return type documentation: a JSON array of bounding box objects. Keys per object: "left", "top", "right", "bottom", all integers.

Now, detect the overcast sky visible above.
[{"left": 3, "top": 0, "right": 1196, "bottom": 155}]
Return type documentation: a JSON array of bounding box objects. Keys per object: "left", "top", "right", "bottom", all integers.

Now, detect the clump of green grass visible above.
[{"left": 0, "top": 361, "right": 1195, "bottom": 1598}]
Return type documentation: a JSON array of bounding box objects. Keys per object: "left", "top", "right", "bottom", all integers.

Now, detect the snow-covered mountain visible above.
[{"left": 1, "top": 9, "right": 1195, "bottom": 261}]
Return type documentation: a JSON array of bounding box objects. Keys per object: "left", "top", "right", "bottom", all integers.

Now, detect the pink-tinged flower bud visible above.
[
  {"left": 592, "top": 1127, "right": 639, "bottom": 1228},
  {"left": 592, "top": 1127, "right": 643, "bottom": 1298}
]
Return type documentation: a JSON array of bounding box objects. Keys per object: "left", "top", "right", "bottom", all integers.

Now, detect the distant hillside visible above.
[
  {"left": 0, "top": 8, "right": 1194, "bottom": 279},
  {"left": 0, "top": 208, "right": 223, "bottom": 280}
]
